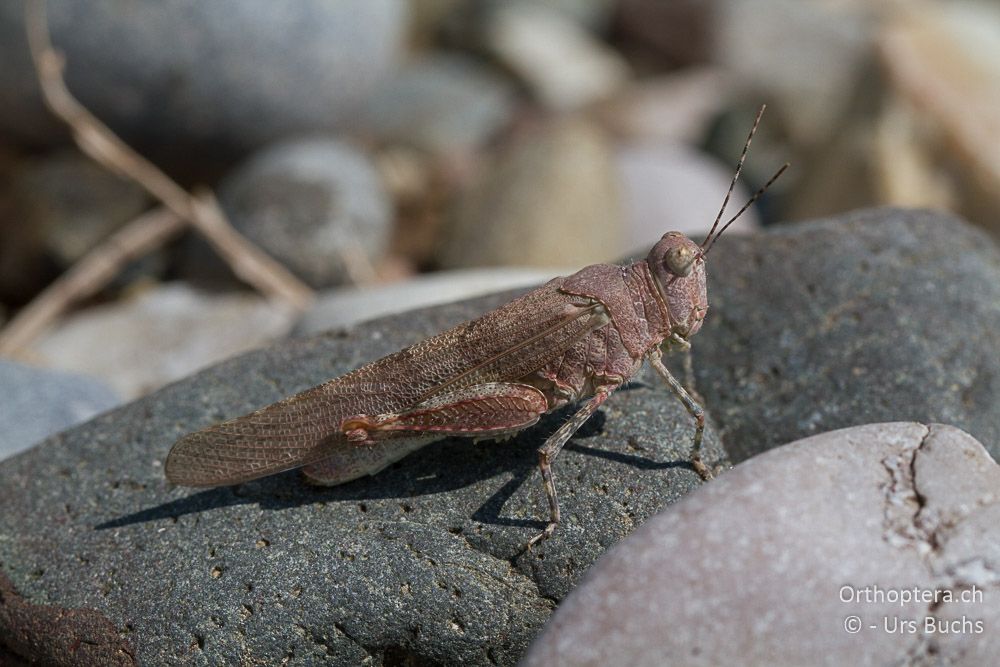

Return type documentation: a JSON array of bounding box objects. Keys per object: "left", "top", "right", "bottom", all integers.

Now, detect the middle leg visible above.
[{"left": 527, "top": 385, "right": 618, "bottom": 549}]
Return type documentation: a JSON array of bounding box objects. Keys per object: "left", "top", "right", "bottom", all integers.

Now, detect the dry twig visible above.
[{"left": 0, "top": 0, "right": 315, "bottom": 354}]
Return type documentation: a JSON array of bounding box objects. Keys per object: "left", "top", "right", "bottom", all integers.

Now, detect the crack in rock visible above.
[
  {"left": 880, "top": 424, "right": 1000, "bottom": 665},
  {"left": 880, "top": 424, "right": 934, "bottom": 556}
]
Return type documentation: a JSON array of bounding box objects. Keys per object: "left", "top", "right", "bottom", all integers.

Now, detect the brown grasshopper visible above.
[{"left": 166, "top": 106, "right": 786, "bottom": 547}]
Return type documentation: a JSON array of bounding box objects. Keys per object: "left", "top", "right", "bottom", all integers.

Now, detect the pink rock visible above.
[{"left": 523, "top": 423, "right": 1000, "bottom": 666}]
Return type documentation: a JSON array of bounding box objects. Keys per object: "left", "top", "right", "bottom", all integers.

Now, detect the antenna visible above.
[
  {"left": 702, "top": 163, "right": 789, "bottom": 256},
  {"left": 701, "top": 104, "right": 767, "bottom": 250}
]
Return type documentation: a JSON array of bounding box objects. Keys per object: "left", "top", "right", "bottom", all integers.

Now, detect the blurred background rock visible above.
[{"left": 1, "top": 0, "right": 998, "bottom": 450}]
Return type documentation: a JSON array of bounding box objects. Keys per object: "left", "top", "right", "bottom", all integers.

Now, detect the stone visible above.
[
  {"left": 614, "top": 143, "right": 759, "bottom": 251},
  {"left": 871, "top": 97, "right": 957, "bottom": 214},
  {"left": 294, "top": 267, "right": 559, "bottom": 334},
  {"left": 439, "top": 118, "right": 627, "bottom": 269},
  {"left": 0, "top": 0, "right": 406, "bottom": 150},
  {"left": 27, "top": 283, "right": 298, "bottom": 399},
  {"left": 362, "top": 54, "right": 517, "bottom": 157},
  {"left": 524, "top": 422, "right": 1000, "bottom": 666},
  {"left": 0, "top": 288, "right": 724, "bottom": 664},
  {"left": 596, "top": 67, "right": 734, "bottom": 146},
  {"left": 216, "top": 138, "right": 393, "bottom": 289},
  {"left": 879, "top": 2, "right": 1000, "bottom": 236},
  {"left": 693, "top": 208, "right": 1000, "bottom": 463},
  {"left": 0, "top": 360, "right": 121, "bottom": 462},
  {"left": 714, "top": 0, "right": 877, "bottom": 146},
  {"left": 483, "top": 2, "right": 629, "bottom": 110}
]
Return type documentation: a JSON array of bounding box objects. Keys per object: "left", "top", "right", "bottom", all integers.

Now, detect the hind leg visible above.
[{"left": 303, "top": 382, "right": 550, "bottom": 485}]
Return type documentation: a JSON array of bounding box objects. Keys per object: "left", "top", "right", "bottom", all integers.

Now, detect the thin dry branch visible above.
[
  {"left": 20, "top": 0, "right": 314, "bottom": 314},
  {"left": 0, "top": 207, "right": 186, "bottom": 355}
]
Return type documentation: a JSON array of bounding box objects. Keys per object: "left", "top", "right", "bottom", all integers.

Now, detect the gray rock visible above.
[
  {"left": 694, "top": 208, "right": 1000, "bottom": 462},
  {"left": 362, "top": 54, "right": 517, "bottom": 156},
  {"left": 0, "top": 360, "right": 120, "bottom": 462},
  {"left": 524, "top": 422, "right": 1000, "bottom": 666},
  {"left": 0, "top": 289, "right": 723, "bottom": 664},
  {"left": 0, "top": 0, "right": 405, "bottom": 149},
  {"left": 440, "top": 118, "right": 627, "bottom": 269},
  {"left": 216, "top": 138, "right": 393, "bottom": 289},
  {"left": 28, "top": 283, "right": 298, "bottom": 399}
]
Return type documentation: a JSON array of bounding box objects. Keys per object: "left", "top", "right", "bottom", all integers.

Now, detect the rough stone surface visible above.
[
  {"left": 216, "top": 139, "right": 393, "bottom": 289},
  {"left": 0, "top": 0, "right": 405, "bottom": 150},
  {"left": 0, "top": 360, "right": 121, "bottom": 462},
  {"left": 0, "top": 289, "right": 723, "bottom": 665},
  {"left": 524, "top": 423, "right": 1000, "bottom": 666},
  {"left": 694, "top": 208, "right": 1000, "bottom": 462}
]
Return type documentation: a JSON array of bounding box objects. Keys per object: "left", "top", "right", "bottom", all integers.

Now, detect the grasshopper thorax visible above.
[{"left": 647, "top": 232, "right": 708, "bottom": 338}]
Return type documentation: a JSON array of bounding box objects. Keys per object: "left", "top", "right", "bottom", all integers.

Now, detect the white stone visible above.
[
  {"left": 29, "top": 284, "right": 297, "bottom": 399},
  {"left": 485, "top": 3, "right": 629, "bottom": 110}
]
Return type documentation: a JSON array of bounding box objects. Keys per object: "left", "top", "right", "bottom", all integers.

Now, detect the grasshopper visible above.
[{"left": 166, "top": 107, "right": 786, "bottom": 547}]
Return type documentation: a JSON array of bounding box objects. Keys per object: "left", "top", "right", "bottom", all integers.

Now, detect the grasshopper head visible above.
[{"left": 647, "top": 232, "right": 708, "bottom": 338}]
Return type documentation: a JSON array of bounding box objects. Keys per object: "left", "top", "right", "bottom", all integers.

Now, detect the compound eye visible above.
[{"left": 665, "top": 245, "right": 696, "bottom": 277}]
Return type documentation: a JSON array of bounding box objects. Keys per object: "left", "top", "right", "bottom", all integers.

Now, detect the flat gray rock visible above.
[
  {"left": 0, "top": 290, "right": 722, "bottom": 665},
  {"left": 0, "top": 360, "right": 120, "bottom": 462},
  {"left": 694, "top": 208, "right": 1000, "bottom": 462},
  {"left": 523, "top": 422, "right": 1000, "bottom": 666}
]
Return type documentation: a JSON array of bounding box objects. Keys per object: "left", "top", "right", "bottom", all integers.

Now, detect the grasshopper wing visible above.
[{"left": 165, "top": 282, "right": 610, "bottom": 487}]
